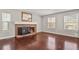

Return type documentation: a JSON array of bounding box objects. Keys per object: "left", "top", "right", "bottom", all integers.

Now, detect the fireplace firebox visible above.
[{"left": 18, "top": 27, "right": 31, "bottom": 35}]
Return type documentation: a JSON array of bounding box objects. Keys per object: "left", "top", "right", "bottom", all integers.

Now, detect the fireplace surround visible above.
[{"left": 15, "top": 22, "right": 37, "bottom": 38}]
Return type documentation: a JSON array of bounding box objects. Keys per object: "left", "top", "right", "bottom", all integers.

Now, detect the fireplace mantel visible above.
[{"left": 15, "top": 22, "right": 37, "bottom": 24}]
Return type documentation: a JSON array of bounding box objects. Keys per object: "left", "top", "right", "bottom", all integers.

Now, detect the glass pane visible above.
[
  {"left": 2, "top": 22, "right": 9, "bottom": 30},
  {"left": 2, "top": 13, "right": 11, "bottom": 22},
  {"left": 64, "top": 14, "right": 78, "bottom": 30},
  {"left": 48, "top": 17, "right": 55, "bottom": 28}
]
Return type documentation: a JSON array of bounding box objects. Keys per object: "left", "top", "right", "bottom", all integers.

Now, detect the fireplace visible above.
[
  {"left": 18, "top": 27, "right": 31, "bottom": 35},
  {"left": 15, "top": 23, "right": 37, "bottom": 37}
]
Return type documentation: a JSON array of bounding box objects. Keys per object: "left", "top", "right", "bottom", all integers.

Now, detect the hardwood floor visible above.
[
  {"left": 0, "top": 38, "right": 15, "bottom": 50},
  {"left": 0, "top": 32, "right": 79, "bottom": 50}
]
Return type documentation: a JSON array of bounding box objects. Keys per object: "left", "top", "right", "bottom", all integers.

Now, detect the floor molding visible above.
[
  {"left": 40, "top": 32, "right": 79, "bottom": 39},
  {"left": 0, "top": 36, "right": 15, "bottom": 40}
]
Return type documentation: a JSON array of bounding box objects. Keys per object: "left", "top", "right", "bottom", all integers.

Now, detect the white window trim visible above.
[
  {"left": 64, "top": 14, "right": 79, "bottom": 31},
  {"left": 1, "top": 13, "right": 11, "bottom": 31},
  {"left": 48, "top": 16, "right": 56, "bottom": 29},
  {"left": 2, "top": 21, "right": 9, "bottom": 31}
]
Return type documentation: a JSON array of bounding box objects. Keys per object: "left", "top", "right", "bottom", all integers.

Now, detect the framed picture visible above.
[{"left": 22, "top": 12, "right": 32, "bottom": 22}]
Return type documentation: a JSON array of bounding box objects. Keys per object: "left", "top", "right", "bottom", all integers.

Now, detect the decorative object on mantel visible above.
[{"left": 22, "top": 12, "right": 32, "bottom": 22}]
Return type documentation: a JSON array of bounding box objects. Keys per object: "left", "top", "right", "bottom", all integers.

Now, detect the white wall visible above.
[
  {"left": 32, "top": 13, "right": 42, "bottom": 32},
  {"left": 0, "top": 9, "right": 42, "bottom": 39},
  {"left": 42, "top": 10, "right": 79, "bottom": 38}
]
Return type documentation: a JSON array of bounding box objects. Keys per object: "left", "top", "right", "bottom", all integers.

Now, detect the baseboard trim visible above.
[
  {"left": 0, "top": 36, "right": 15, "bottom": 40},
  {"left": 40, "top": 32, "right": 79, "bottom": 39}
]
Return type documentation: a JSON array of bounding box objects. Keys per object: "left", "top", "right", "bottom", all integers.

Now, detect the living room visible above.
[{"left": 0, "top": 9, "right": 79, "bottom": 50}]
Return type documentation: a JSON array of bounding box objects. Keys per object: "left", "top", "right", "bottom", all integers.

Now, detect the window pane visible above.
[
  {"left": 2, "top": 22, "right": 9, "bottom": 30},
  {"left": 64, "top": 14, "right": 78, "bottom": 30},
  {"left": 48, "top": 17, "right": 55, "bottom": 28},
  {"left": 2, "top": 13, "right": 11, "bottom": 22}
]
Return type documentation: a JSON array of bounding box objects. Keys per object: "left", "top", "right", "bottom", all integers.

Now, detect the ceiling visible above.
[{"left": 24, "top": 9, "right": 72, "bottom": 16}]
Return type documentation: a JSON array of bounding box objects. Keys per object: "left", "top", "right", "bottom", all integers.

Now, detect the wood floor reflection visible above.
[{"left": 0, "top": 32, "right": 79, "bottom": 50}]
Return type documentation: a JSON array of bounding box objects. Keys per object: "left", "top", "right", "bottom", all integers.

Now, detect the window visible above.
[
  {"left": 2, "top": 22, "right": 9, "bottom": 30},
  {"left": 1, "top": 13, "right": 11, "bottom": 30},
  {"left": 64, "top": 14, "right": 78, "bottom": 30},
  {"left": 48, "top": 17, "right": 56, "bottom": 28}
]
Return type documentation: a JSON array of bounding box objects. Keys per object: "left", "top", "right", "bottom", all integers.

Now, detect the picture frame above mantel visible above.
[{"left": 22, "top": 12, "right": 32, "bottom": 22}]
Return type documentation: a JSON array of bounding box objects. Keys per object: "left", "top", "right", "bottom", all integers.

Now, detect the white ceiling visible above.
[{"left": 25, "top": 9, "right": 72, "bottom": 16}]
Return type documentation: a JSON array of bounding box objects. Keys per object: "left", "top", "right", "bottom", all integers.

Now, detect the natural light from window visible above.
[
  {"left": 48, "top": 17, "right": 56, "bottom": 28},
  {"left": 64, "top": 14, "right": 78, "bottom": 31},
  {"left": 2, "top": 13, "right": 11, "bottom": 31}
]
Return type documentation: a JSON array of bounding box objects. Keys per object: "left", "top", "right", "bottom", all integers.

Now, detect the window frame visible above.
[
  {"left": 2, "top": 21, "right": 9, "bottom": 31},
  {"left": 48, "top": 16, "right": 56, "bottom": 29},
  {"left": 1, "top": 13, "right": 11, "bottom": 31},
  {"left": 64, "top": 14, "right": 79, "bottom": 31}
]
